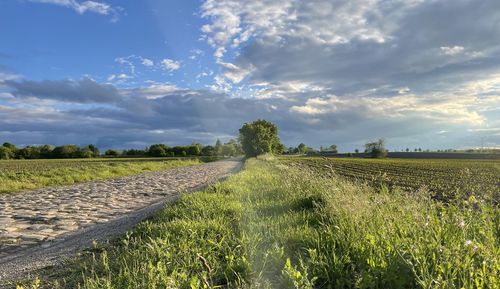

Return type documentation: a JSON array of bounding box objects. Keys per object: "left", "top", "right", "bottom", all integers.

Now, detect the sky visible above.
[{"left": 0, "top": 0, "right": 499, "bottom": 151}]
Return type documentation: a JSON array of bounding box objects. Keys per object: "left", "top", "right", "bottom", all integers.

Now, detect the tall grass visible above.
[{"left": 23, "top": 157, "right": 499, "bottom": 288}]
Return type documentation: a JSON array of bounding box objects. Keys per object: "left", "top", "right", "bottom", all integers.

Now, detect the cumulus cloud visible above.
[
  {"left": 161, "top": 58, "right": 181, "bottom": 72},
  {"left": 200, "top": 0, "right": 500, "bottom": 94},
  {"left": 141, "top": 58, "right": 154, "bottom": 67}
]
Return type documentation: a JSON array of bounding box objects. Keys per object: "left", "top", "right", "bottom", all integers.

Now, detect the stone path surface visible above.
[{"left": 0, "top": 159, "right": 241, "bottom": 263}]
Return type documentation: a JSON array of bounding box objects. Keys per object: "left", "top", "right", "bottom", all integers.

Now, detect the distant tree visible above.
[
  {"left": 39, "top": 145, "right": 54, "bottom": 158},
  {"left": 239, "top": 120, "right": 284, "bottom": 157},
  {"left": 15, "top": 146, "right": 39, "bottom": 159},
  {"left": 52, "top": 145, "right": 80, "bottom": 158},
  {"left": 319, "top": 145, "right": 325, "bottom": 152},
  {"left": 201, "top": 145, "right": 216, "bottom": 156},
  {"left": 418, "top": 148, "right": 422, "bottom": 152},
  {"left": 79, "top": 147, "right": 94, "bottom": 158},
  {"left": 105, "top": 149, "right": 119, "bottom": 157},
  {"left": 148, "top": 144, "right": 168, "bottom": 157},
  {"left": 123, "top": 149, "right": 146, "bottom": 156},
  {"left": 0, "top": 146, "right": 14, "bottom": 160},
  {"left": 298, "top": 143, "right": 307, "bottom": 154},
  {"left": 406, "top": 148, "right": 409, "bottom": 152},
  {"left": 187, "top": 145, "right": 201, "bottom": 156},
  {"left": 355, "top": 149, "right": 359, "bottom": 153},
  {"left": 191, "top": 142, "right": 203, "bottom": 155},
  {"left": 329, "top": 144, "right": 338, "bottom": 153},
  {"left": 223, "top": 139, "right": 242, "bottom": 156},
  {"left": 365, "top": 139, "right": 387, "bottom": 158},
  {"left": 214, "top": 139, "right": 223, "bottom": 156},
  {"left": 2, "top": 142, "right": 17, "bottom": 150},
  {"left": 86, "top": 144, "right": 100, "bottom": 157}
]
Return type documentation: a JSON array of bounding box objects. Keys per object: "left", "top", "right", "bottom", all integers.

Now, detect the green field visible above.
[
  {"left": 0, "top": 157, "right": 207, "bottom": 193},
  {"left": 22, "top": 156, "right": 499, "bottom": 289},
  {"left": 282, "top": 157, "right": 500, "bottom": 203}
]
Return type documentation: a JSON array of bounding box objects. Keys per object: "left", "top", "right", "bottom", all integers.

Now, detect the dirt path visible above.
[{"left": 0, "top": 159, "right": 242, "bottom": 282}]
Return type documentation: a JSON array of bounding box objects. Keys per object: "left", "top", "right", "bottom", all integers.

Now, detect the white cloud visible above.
[
  {"left": 107, "top": 73, "right": 131, "bottom": 82},
  {"left": 196, "top": 70, "right": 213, "bottom": 79},
  {"left": 189, "top": 49, "right": 205, "bottom": 60},
  {"left": 217, "top": 61, "right": 252, "bottom": 83},
  {"left": 115, "top": 56, "right": 136, "bottom": 74},
  {"left": 200, "top": 0, "right": 422, "bottom": 59},
  {"left": 161, "top": 59, "right": 181, "bottom": 72},
  {"left": 122, "top": 83, "right": 180, "bottom": 99},
  {"left": 141, "top": 58, "right": 154, "bottom": 67},
  {"left": 290, "top": 94, "right": 486, "bottom": 128},
  {"left": 210, "top": 75, "right": 232, "bottom": 92},
  {"left": 440, "top": 46, "right": 465, "bottom": 56},
  {"left": 0, "top": 72, "right": 21, "bottom": 83},
  {"left": 30, "top": 0, "right": 120, "bottom": 20},
  {"left": 398, "top": 87, "right": 411, "bottom": 94}
]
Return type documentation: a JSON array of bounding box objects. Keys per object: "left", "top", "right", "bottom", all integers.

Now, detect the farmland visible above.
[
  {"left": 19, "top": 156, "right": 499, "bottom": 289},
  {"left": 0, "top": 157, "right": 210, "bottom": 193},
  {"left": 282, "top": 157, "right": 500, "bottom": 202}
]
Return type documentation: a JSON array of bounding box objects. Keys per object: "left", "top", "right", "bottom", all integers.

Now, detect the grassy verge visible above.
[
  {"left": 18, "top": 156, "right": 499, "bottom": 288},
  {"left": 0, "top": 159, "right": 201, "bottom": 193}
]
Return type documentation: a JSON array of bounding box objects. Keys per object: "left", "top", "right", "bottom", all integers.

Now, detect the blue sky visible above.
[{"left": 1, "top": 0, "right": 499, "bottom": 151}]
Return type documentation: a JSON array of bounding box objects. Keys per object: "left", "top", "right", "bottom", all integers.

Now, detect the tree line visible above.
[
  {"left": 0, "top": 140, "right": 243, "bottom": 160},
  {"left": 6, "top": 119, "right": 442, "bottom": 160}
]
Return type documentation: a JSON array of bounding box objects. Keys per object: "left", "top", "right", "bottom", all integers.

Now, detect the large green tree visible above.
[{"left": 239, "top": 119, "right": 284, "bottom": 157}]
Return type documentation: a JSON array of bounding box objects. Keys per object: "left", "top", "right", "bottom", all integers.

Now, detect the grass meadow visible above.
[
  {"left": 20, "top": 156, "right": 499, "bottom": 289},
  {"left": 0, "top": 158, "right": 204, "bottom": 194}
]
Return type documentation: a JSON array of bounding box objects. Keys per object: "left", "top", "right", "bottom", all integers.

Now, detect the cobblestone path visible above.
[{"left": 0, "top": 159, "right": 241, "bottom": 259}]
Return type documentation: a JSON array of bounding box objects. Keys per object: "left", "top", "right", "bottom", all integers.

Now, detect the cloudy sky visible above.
[{"left": 1, "top": 0, "right": 499, "bottom": 151}]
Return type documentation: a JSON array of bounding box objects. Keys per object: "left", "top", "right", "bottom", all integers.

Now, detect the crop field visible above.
[
  {"left": 281, "top": 157, "right": 500, "bottom": 202},
  {"left": 0, "top": 157, "right": 209, "bottom": 193},
  {"left": 21, "top": 156, "right": 499, "bottom": 289}
]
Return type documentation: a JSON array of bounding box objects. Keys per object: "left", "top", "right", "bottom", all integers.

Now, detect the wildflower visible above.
[{"left": 464, "top": 240, "right": 473, "bottom": 247}]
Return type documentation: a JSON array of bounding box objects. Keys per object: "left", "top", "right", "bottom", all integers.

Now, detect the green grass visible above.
[
  {"left": 0, "top": 158, "right": 203, "bottom": 193},
  {"left": 21, "top": 156, "right": 498, "bottom": 289}
]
